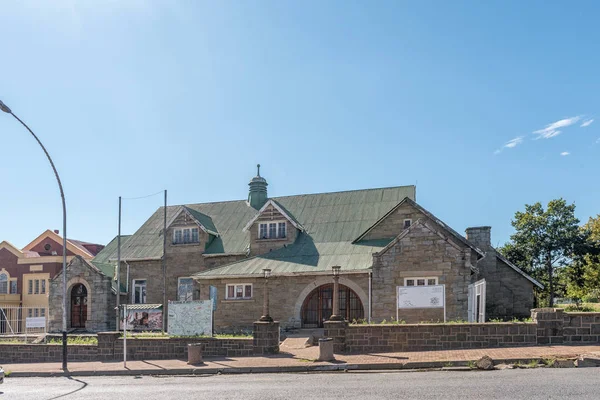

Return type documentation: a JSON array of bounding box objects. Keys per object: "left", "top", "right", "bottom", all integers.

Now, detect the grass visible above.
[
  {"left": 527, "top": 359, "right": 540, "bottom": 368},
  {"left": 466, "top": 360, "right": 476, "bottom": 369},
  {"left": 543, "top": 358, "right": 556, "bottom": 367},
  {"left": 561, "top": 303, "right": 600, "bottom": 312},
  {"left": 47, "top": 336, "right": 98, "bottom": 345},
  {"left": 120, "top": 332, "right": 252, "bottom": 339}
]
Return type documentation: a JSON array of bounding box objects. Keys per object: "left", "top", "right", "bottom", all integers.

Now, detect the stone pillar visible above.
[
  {"left": 97, "top": 331, "right": 120, "bottom": 360},
  {"left": 324, "top": 320, "right": 347, "bottom": 353},
  {"left": 531, "top": 308, "right": 565, "bottom": 344},
  {"left": 253, "top": 321, "right": 280, "bottom": 355}
]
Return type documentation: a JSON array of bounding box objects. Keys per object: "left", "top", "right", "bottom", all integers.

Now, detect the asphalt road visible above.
[{"left": 1, "top": 369, "right": 599, "bottom": 400}]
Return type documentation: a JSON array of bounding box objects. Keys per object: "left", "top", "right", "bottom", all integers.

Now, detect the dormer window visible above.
[
  {"left": 173, "top": 227, "right": 200, "bottom": 244},
  {"left": 258, "top": 221, "right": 287, "bottom": 239}
]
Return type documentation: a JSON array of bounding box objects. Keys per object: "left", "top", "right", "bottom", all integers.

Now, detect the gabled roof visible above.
[
  {"left": 117, "top": 185, "right": 416, "bottom": 261},
  {"left": 354, "top": 197, "right": 485, "bottom": 257},
  {"left": 22, "top": 229, "right": 96, "bottom": 258},
  {"left": 375, "top": 217, "right": 483, "bottom": 262},
  {"left": 496, "top": 252, "right": 544, "bottom": 289},
  {"left": 242, "top": 199, "right": 305, "bottom": 232},
  {"left": 0, "top": 241, "right": 23, "bottom": 258},
  {"left": 91, "top": 235, "right": 132, "bottom": 293}
]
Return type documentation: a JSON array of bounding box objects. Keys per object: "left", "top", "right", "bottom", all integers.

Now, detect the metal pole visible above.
[
  {"left": 116, "top": 196, "right": 121, "bottom": 331},
  {"left": 259, "top": 275, "right": 272, "bottom": 322},
  {"left": 0, "top": 100, "right": 68, "bottom": 370},
  {"left": 123, "top": 304, "right": 127, "bottom": 368},
  {"left": 162, "top": 190, "right": 167, "bottom": 332}
]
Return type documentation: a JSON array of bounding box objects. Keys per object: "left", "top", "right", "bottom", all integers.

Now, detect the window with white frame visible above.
[
  {"left": 28, "top": 280, "right": 33, "bottom": 295},
  {"left": 0, "top": 273, "right": 7, "bottom": 294},
  {"left": 178, "top": 277, "right": 194, "bottom": 302},
  {"left": 258, "top": 221, "right": 287, "bottom": 239},
  {"left": 404, "top": 277, "right": 438, "bottom": 287},
  {"left": 173, "top": 227, "right": 200, "bottom": 245},
  {"left": 41, "top": 279, "right": 46, "bottom": 294},
  {"left": 226, "top": 283, "right": 253, "bottom": 300},
  {"left": 403, "top": 219, "right": 412, "bottom": 229},
  {"left": 10, "top": 279, "right": 17, "bottom": 294},
  {"left": 34, "top": 279, "right": 40, "bottom": 294},
  {"left": 41, "top": 308, "right": 46, "bottom": 317},
  {"left": 132, "top": 279, "right": 147, "bottom": 304}
]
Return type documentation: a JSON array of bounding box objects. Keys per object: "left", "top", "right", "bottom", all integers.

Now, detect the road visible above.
[{"left": 1, "top": 369, "right": 599, "bottom": 400}]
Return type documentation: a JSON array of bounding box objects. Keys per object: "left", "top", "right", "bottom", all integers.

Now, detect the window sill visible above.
[
  {"left": 257, "top": 238, "right": 288, "bottom": 242},
  {"left": 223, "top": 299, "right": 255, "bottom": 303},
  {"left": 171, "top": 242, "right": 201, "bottom": 246}
]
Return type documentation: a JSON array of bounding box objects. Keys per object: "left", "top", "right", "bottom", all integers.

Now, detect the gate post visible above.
[{"left": 324, "top": 320, "right": 347, "bottom": 353}]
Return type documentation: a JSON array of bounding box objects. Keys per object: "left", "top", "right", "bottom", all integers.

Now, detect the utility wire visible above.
[{"left": 121, "top": 190, "right": 164, "bottom": 201}]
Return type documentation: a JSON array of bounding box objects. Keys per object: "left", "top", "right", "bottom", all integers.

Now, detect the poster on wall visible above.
[
  {"left": 120, "top": 304, "right": 163, "bottom": 331},
  {"left": 167, "top": 300, "right": 212, "bottom": 336},
  {"left": 397, "top": 285, "right": 445, "bottom": 309}
]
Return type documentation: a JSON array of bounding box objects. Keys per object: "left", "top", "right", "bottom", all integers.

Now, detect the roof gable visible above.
[
  {"left": 243, "top": 199, "right": 305, "bottom": 232},
  {"left": 22, "top": 230, "right": 95, "bottom": 258},
  {"left": 0, "top": 241, "right": 23, "bottom": 258},
  {"left": 496, "top": 252, "right": 544, "bottom": 289}
]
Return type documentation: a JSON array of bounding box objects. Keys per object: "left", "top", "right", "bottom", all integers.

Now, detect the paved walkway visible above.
[{"left": 3, "top": 344, "right": 600, "bottom": 377}]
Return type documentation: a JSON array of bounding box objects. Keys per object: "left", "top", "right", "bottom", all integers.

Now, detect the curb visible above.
[{"left": 7, "top": 356, "right": 586, "bottom": 378}]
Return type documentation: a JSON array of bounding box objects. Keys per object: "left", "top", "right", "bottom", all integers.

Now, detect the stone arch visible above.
[
  {"left": 293, "top": 276, "right": 368, "bottom": 326},
  {"left": 66, "top": 276, "right": 92, "bottom": 327}
]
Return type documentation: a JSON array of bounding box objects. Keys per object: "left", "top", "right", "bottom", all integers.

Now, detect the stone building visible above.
[{"left": 48, "top": 167, "right": 542, "bottom": 332}]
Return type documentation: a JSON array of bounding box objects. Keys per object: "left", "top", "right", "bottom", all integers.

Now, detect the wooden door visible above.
[{"left": 70, "top": 284, "right": 88, "bottom": 328}]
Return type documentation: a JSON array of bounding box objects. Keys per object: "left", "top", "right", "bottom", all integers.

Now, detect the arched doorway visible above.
[
  {"left": 70, "top": 284, "right": 88, "bottom": 328},
  {"left": 301, "top": 284, "right": 364, "bottom": 328}
]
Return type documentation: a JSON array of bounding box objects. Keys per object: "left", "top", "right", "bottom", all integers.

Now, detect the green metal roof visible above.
[
  {"left": 114, "top": 186, "right": 416, "bottom": 276},
  {"left": 91, "top": 235, "right": 131, "bottom": 292}
]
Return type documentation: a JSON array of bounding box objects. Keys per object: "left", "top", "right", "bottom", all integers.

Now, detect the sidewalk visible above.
[{"left": 3, "top": 344, "right": 600, "bottom": 377}]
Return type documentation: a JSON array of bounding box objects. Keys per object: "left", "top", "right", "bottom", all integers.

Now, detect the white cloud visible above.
[
  {"left": 560, "top": 151, "right": 570, "bottom": 156},
  {"left": 533, "top": 116, "right": 581, "bottom": 139},
  {"left": 494, "top": 136, "right": 523, "bottom": 154},
  {"left": 581, "top": 119, "right": 594, "bottom": 127}
]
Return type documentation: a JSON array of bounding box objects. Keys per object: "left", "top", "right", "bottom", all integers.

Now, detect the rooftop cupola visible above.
[{"left": 248, "top": 164, "right": 268, "bottom": 209}]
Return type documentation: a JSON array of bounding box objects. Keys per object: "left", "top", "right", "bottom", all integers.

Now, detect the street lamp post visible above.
[
  {"left": 0, "top": 100, "right": 69, "bottom": 370},
  {"left": 329, "top": 266, "right": 343, "bottom": 321},
  {"left": 259, "top": 268, "right": 273, "bottom": 322}
]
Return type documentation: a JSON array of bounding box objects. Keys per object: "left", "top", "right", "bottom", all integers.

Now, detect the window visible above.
[
  {"left": 41, "top": 308, "right": 46, "bottom": 317},
  {"left": 404, "top": 277, "right": 438, "bottom": 287},
  {"left": 259, "top": 223, "right": 268, "bottom": 239},
  {"left": 28, "top": 280, "right": 33, "bottom": 295},
  {"left": 258, "top": 221, "right": 287, "bottom": 239},
  {"left": 226, "top": 284, "right": 253, "bottom": 300},
  {"left": 133, "top": 279, "right": 147, "bottom": 304},
  {"left": 178, "top": 278, "right": 194, "bottom": 302},
  {"left": 34, "top": 308, "right": 39, "bottom": 318},
  {"left": 403, "top": 219, "right": 412, "bottom": 229},
  {"left": 173, "top": 227, "right": 200, "bottom": 244},
  {"left": 10, "top": 280, "right": 17, "bottom": 294},
  {"left": 278, "top": 222, "right": 286, "bottom": 238},
  {"left": 35, "top": 280, "right": 40, "bottom": 294},
  {"left": 0, "top": 273, "right": 7, "bottom": 294},
  {"left": 28, "top": 309, "right": 32, "bottom": 318},
  {"left": 41, "top": 279, "right": 46, "bottom": 294}
]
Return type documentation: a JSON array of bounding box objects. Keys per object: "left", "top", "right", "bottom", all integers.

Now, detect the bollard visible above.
[
  {"left": 318, "top": 337, "right": 335, "bottom": 361},
  {"left": 187, "top": 343, "right": 204, "bottom": 365}
]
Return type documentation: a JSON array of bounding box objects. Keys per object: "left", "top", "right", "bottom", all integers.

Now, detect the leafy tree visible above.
[
  {"left": 565, "top": 215, "right": 600, "bottom": 303},
  {"left": 502, "top": 199, "right": 583, "bottom": 307}
]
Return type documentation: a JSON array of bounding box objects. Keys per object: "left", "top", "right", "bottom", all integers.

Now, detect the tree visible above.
[
  {"left": 565, "top": 215, "right": 600, "bottom": 303},
  {"left": 502, "top": 199, "right": 583, "bottom": 307}
]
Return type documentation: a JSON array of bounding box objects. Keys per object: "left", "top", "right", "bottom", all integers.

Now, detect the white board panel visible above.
[
  {"left": 25, "top": 317, "right": 45, "bottom": 328},
  {"left": 397, "top": 285, "right": 445, "bottom": 309},
  {"left": 167, "top": 300, "right": 212, "bottom": 336}
]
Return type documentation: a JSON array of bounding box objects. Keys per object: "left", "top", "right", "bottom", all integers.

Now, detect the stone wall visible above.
[
  {"left": 343, "top": 323, "right": 537, "bottom": 353},
  {"left": 466, "top": 226, "right": 535, "bottom": 319},
  {"left": 326, "top": 308, "right": 600, "bottom": 354},
  {"left": 249, "top": 203, "right": 297, "bottom": 255},
  {"left": 362, "top": 202, "right": 425, "bottom": 241},
  {"left": 48, "top": 256, "right": 116, "bottom": 332},
  {"left": 198, "top": 274, "right": 369, "bottom": 332},
  {"left": 371, "top": 221, "right": 473, "bottom": 323},
  {"left": 0, "top": 344, "right": 98, "bottom": 363}
]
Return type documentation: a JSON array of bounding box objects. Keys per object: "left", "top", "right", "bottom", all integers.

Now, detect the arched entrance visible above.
[
  {"left": 301, "top": 284, "right": 364, "bottom": 328},
  {"left": 70, "top": 284, "right": 88, "bottom": 328}
]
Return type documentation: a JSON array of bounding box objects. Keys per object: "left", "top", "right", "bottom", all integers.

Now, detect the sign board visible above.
[
  {"left": 167, "top": 300, "right": 213, "bottom": 336},
  {"left": 25, "top": 317, "right": 45, "bottom": 328},
  {"left": 397, "top": 285, "right": 445, "bottom": 309},
  {"left": 120, "top": 305, "right": 163, "bottom": 331},
  {"left": 209, "top": 286, "right": 218, "bottom": 311}
]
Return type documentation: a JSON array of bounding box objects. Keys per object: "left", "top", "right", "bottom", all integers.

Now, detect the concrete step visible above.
[{"left": 281, "top": 337, "right": 312, "bottom": 349}]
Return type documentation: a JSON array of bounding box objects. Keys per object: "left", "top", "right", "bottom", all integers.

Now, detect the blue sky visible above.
[{"left": 1, "top": 1, "right": 599, "bottom": 249}]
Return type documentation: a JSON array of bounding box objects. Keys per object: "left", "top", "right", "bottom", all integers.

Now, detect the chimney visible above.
[
  {"left": 248, "top": 164, "right": 268, "bottom": 210},
  {"left": 54, "top": 229, "right": 60, "bottom": 234},
  {"left": 465, "top": 226, "right": 492, "bottom": 251}
]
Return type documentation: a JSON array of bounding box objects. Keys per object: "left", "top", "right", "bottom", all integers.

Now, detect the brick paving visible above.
[{"left": 3, "top": 344, "right": 600, "bottom": 376}]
